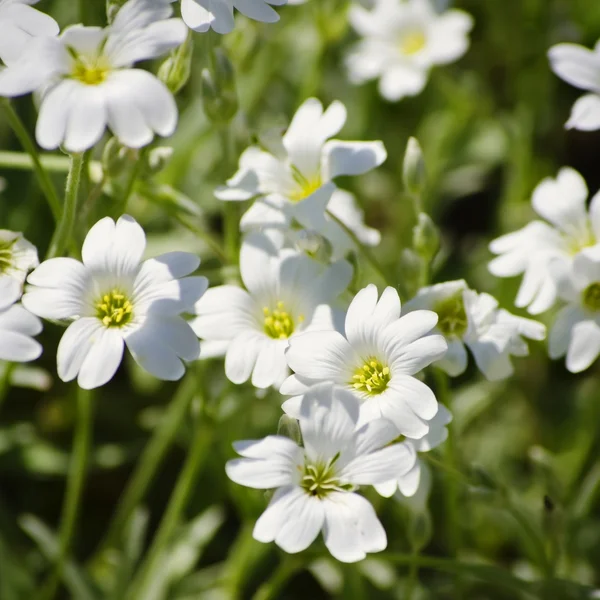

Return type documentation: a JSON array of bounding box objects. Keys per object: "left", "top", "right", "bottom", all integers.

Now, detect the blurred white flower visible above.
[
  {"left": 191, "top": 232, "right": 352, "bottom": 389},
  {"left": 375, "top": 404, "right": 451, "bottom": 503},
  {"left": 216, "top": 98, "right": 386, "bottom": 235},
  {"left": 548, "top": 41, "right": 600, "bottom": 131},
  {"left": 0, "top": 303, "right": 42, "bottom": 362},
  {"left": 0, "top": 0, "right": 186, "bottom": 152},
  {"left": 282, "top": 284, "right": 447, "bottom": 439},
  {"left": 226, "top": 382, "right": 416, "bottom": 562},
  {"left": 489, "top": 167, "right": 600, "bottom": 314},
  {"left": 404, "top": 280, "right": 546, "bottom": 381},
  {"left": 345, "top": 0, "right": 473, "bottom": 101},
  {"left": 22, "top": 215, "right": 207, "bottom": 389},
  {"left": 548, "top": 249, "right": 600, "bottom": 373},
  {"left": 0, "top": 229, "right": 38, "bottom": 311},
  {"left": 0, "top": 0, "right": 58, "bottom": 65},
  {"left": 180, "top": 0, "right": 286, "bottom": 34}
]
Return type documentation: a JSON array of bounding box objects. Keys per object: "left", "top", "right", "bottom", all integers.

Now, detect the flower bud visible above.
[
  {"left": 277, "top": 415, "right": 302, "bottom": 446},
  {"left": 145, "top": 146, "right": 173, "bottom": 175},
  {"left": 201, "top": 48, "right": 238, "bottom": 125},
  {"left": 403, "top": 137, "right": 426, "bottom": 198},
  {"left": 290, "top": 229, "right": 333, "bottom": 262},
  {"left": 102, "top": 137, "right": 132, "bottom": 179},
  {"left": 412, "top": 212, "right": 440, "bottom": 263},
  {"left": 158, "top": 34, "right": 193, "bottom": 95},
  {"left": 398, "top": 248, "right": 423, "bottom": 298},
  {"left": 407, "top": 509, "right": 432, "bottom": 552}
]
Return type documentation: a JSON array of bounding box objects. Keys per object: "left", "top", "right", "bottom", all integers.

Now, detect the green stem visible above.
[
  {"left": 0, "top": 362, "right": 14, "bottom": 416},
  {"left": 406, "top": 550, "right": 419, "bottom": 600},
  {"left": 219, "top": 127, "right": 238, "bottom": 263},
  {"left": 46, "top": 153, "right": 84, "bottom": 259},
  {"left": 40, "top": 388, "right": 94, "bottom": 600},
  {"left": 94, "top": 373, "right": 198, "bottom": 556},
  {"left": 128, "top": 417, "right": 214, "bottom": 599},
  {"left": 1, "top": 100, "right": 62, "bottom": 220},
  {"left": 121, "top": 155, "right": 143, "bottom": 214},
  {"left": 0, "top": 151, "right": 74, "bottom": 172},
  {"left": 251, "top": 558, "right": 301, "bottom": 600},
  {"left": 326, "top": 209, "right": 389, "bottom": 285}
]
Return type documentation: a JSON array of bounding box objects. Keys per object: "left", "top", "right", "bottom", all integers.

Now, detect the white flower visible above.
[
  {"left": 548, "top": 249, "right": 600, "bottom": 373},
  {"left": 180, "top": 0, "right": 286, "bottom": 34},
  {"left": 0, "top": 0, "right": 58, "bottom": 65},
  {"left": 216, "top": 98, "right": 386, "bottom": 235},
  {"left": 345, "top": 0, "right": 473, "bottom": 102},
  {"left": 0, "top": 0, "right": 186, "bottom": 152},
  {"left": 0, "top": 303, "right": 42, "bottom": 362},
  {"left": 489, "top": 167, "right": 600, "bottom": 314},
  {"left": 0, "top": 229, "right": 39, "bottom": 311},
  {"left": 22, "top": 215, "right": 208, "bottom": 389},
  {"left": 190, "top": 232, "right": 352, "bottom": 389},
  {"left": 375, "top": 404, "right": 451, "bottom": 504},
  {"left": 548, "top": 41, "right": 600, "bottom": 131},
  {"left": 282, "top": 284, "right": 447, "bottom": 439},
  {"left": 403, "top": 280, "right": 546, "bottom": 381},
  {"left": 226, "top": 382, "right": 416, "bottom": 562}
]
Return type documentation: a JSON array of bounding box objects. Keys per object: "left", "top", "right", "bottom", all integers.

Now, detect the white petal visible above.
[
  {"left": 251, "top": 339, "right": 289, "bottom": 389},
  {"left": 234, "top": 0, "right": 280, "bottom": 23},
  {"left": 549, "top": 305, "right": 585, "bottom": 360},
  {"left": 344, "top": 284, "right": 379, "bottom": 345},
  {"left": 61, "top": 84, "right": 107, "bottom": 153},
  {"left": 0, "top": 303, "right": 42, "bottom": 337},
  {"left": 466, "top": 339, "right": 513, "bottom": 381},
  {"left": 566, "top": 319, "right": 600, "bottom": 373},
  {"left": 225, "top": 330, "right": 265, "bottom": 384},
  {"left": 379, "top": 65, "right": 428, "bottom": 101},
  {"left": 0, "top": 276, "right": 21, "bottom": 310},
  {"left": 342, "top": 441, "right": 415, "bottom": 485},
  {"left": 435, "top": 339, "right": 468, "bottom": 376},
  {"left": 390, "top": 334, "right": 448, "bottom": 375},
  {"left": 322, "top": 492, "right": 386, "bottom": 562},
  {"left": 566, "top": 94, "right": 600, "bottom": 131},
  {"left": 388, "top": 374, "right": 438, "bottom": 420},
  {"left": 77, "top": 327, "right": 125, "bottom": 389},
  {"left": 56, "top": 318, "right": 100, "bottom": 382},
  {"left": 35, "top": 80, "right": 78, "bottom": 151},
  {"left": 139, "top": 252, "right": 200, "bottom": 284},
  {"left": 377, "top": 390, "right": 429, "bottom": 439},
  {"left": 548, "top": 43, "right": 600, "bottom": 93},
  {"left": 0, "top": 330, "right": 42, "bottom": 362},
  {"left": 181, "top": 0, "right": 213, "bottom": 32},
  {"left": 382, "top": 309, "right": 438, "bottom": 351},
  {"left": 239, "top": 232, "right": 278, "bottom": 297},
  {"left": 396, "top": 460, "right": 422, "bottom": 498},
  {"left": 323, "top": 140, "right": 386, "bottom": 180},
  {"left": 110, "top": 0, "right": 174, "bottom": 32},
  {"left": 22, "top": 288, "right": 83, "bottom": 320}
]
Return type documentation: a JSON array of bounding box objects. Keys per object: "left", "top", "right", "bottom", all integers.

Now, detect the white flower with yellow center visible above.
[
  {"left": 216, "top": 98, "right": 386, "bottom": 234},
  {"left": 226, "top": 382, "right": 416, "bottom": 562},
  {"left": 548, "top": 249, "right": 600, "bottom": 373},
  {"left": 0, "top": 303, "right": 43, "bottom": 363},
  {"left": 548, "top": 40, "right": 600, "bottom": 131},
  {"left": 0, "top": 0, "right": 58, "bottom": 66},
  {"left": 180, "top": 0, "right": 286, "bottom": 34},
  {"left": 0, "top": 229, "right": 38, "bottom": 311},
  {"left": 190, "top": 232, "right": 352, "bottom": 389},
  {"left": 489, "top": 168, "right": 600, "bottom": 315},
  {"left": 0, "top": 0, "right": 186, "bottom": 152},
  {"left": 403, "top": 280, "right": 546, "bottom": 381},
  {"left": 282, "top": 284, "right": 447, "bottom": 439},
  {"left": 345, "top": 0, "right": 473, "bottom": 101},
  {"left": 22, "top": 215, "right": 208, "bottom": 390}
]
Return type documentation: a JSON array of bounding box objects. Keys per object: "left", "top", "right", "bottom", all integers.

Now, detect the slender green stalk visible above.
[
  {"left": 406, "top": 550, "right": 420, "bottom": 600},
  {"left": 1, "top": 100, "right": 62, "bottom": 220},
  {"left": 219, "top": 127, "right": 238, "bottom": 263},
  {"left": 121, "top": 155, "right": 143, "bottom": 213},
  {"left": 95, "top": 373, "right": 199, "bottom": 556},
  {"left": 46, "top": 153, "right": 84, "bottom": 259},
  {"left": 326, "top": 209, "right": 389, "bottom": 284},
  {"left": 0, "top": 362, "right": 14, "bottom": 415},
  {"left": 127, "top": 420, "right": 214, "bottom": 599},
  {"left": 0, "top": 151, "right": 74, "bottom": 172},
  {"left": 174, "top": 213, "right": 228, "bottom": 264},
  {"left": 39, "top": 388, "right": 94, "bottom": 600},
  {"left": 252, "top": 558, "right": 301, "bottom": 600}
]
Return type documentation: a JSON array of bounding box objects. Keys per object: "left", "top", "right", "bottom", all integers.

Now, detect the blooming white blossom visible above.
[
  {"left": 0, "top": 229, "right": 38, "bottom": 311},
  {"left": 345, "top": 0, "right": 473, "bottom": 101},
  {"left": 282, "top": 284, "right": 447, "bottom": 439},
  {"left": 226, "top": 382, "right": 416, "bottom": 562},
  {"left": 0, "top": 0, "right": 187, "bottom": 152},
  {"left": 489, "top": 168, "right": 600, "bottom": 314},
  {"left": 375, "top": 404, "right": 451, "bottom": 503},
  {"left": 548, "top": 41, "right": 600, "bottom": 131},
  {"left": 216, "top": 98, "right": 386, "bottom": 236},
  {"left": 191, "top": 232, "right": 352, "bottom": 389},
  {"left": 180, "top": 0, "right": 286, "bottom": 34},
  {"left": 0, "top": 0, "right": 58, "bottom": 65},
  {"left": 548, "top": 249, "right": 600, "bottom": 373},
  {"left": 0, "top": 303, "right": 42, "bottom": 362},
  {"left": 22, "top": 215, "right": 208, "bottom": 389},
  {"left": 403, "top": 280, "right": 546, "bottom": 381}
]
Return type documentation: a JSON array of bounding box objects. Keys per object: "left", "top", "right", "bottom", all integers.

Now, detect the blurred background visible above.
[{"left": 2, "top": 0, "right": 600, "bottom": 597}]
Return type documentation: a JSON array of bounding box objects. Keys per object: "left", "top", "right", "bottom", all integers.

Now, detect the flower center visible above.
[
  {"left": 263, "top": 301, "right": 302, "bottom": 339},
  {"left": 434, "top": 293, "right": 468, "bottom": 338},
  {"left": 300, "top": 454, "right": 353, "bottom": 498},
  {"left": 72, "top": 60, "right": 109, "bottom": 85},
  {"left": 96, "top": 289, "right": 133, "bottom": 328},
  {"left": 351, "top": 358, "right": 390, "bottom": 395},
  {"left": 289, "top": 166, "right": 322, "bottom": 202},
  {"left": 399, "top": 30, "right": 427, "bottom": 55},
  {"left": 582, "top": 282, "right": 600, "bottom": 312}
]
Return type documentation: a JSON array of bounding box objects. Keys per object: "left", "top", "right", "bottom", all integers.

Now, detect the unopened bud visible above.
[
  {"left": 158, "top": 34, "right": 193, "bottom": 95},
  {"left": 145, "top": 146, "right": 173, "bottom": 175},
  {"left": 407, "top": 510, "right": 432, "bottom": 552},
  {"left": 399, "top": 248, "right": 423, "bottom": 298},
  {"left": 403, "top": 137, "right": 426, "bottom": 198},
  {"left": 201, "top": 48, "right": 238, "bottom": 125},
  {"left": 290, "top": 229, "right": 332, "bottom": 262},
  {"left": 277, "top": 415, "right": 302, "bottom": 446},
  {"left": 412, "top": 212, "right": 440, "bottom": 263},
  {"left": 102, "top": 137, "right": 132, "bottom": 178}
]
